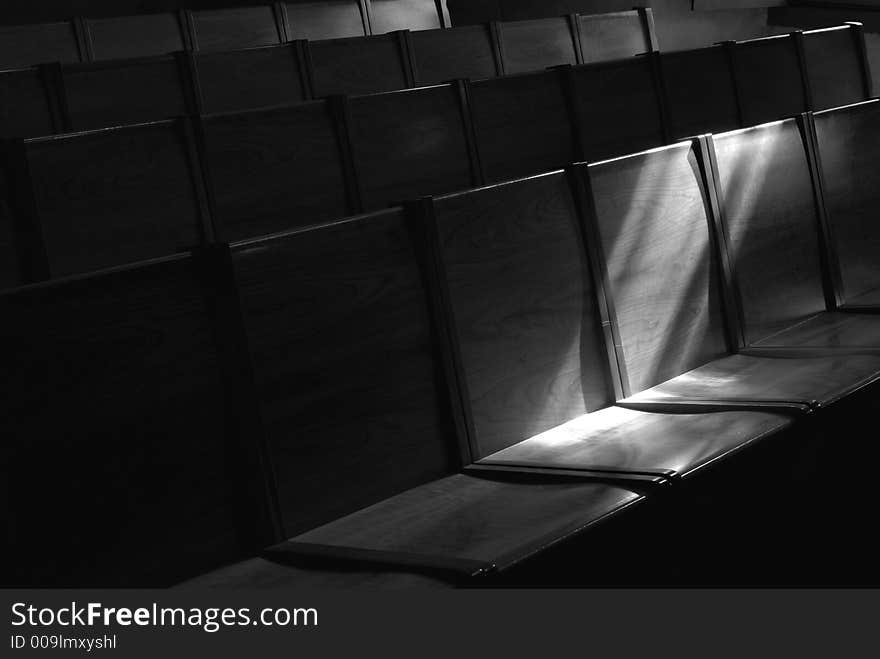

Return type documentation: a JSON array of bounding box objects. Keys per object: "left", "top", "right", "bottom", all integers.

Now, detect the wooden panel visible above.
[
  {"left": 291, "top": 473, "right": 642, "bottom": 571},
  {"left": 585, "top": 143, "right": 729, "bottom": 395},
  {"left": 309, "top": 33, "right": 410, "bottom": 97},
  {"left": 578, "top": 10, "right": 652, "bottom": 64},
  {"left": 730, "top": 35, "right": 808, "bottom": 126},
  {"left": 349, "top": 85, "right": 475, "bottom": 211},
  {"left": 498, "top": 16, "right": 578, "bottom": 74},
  {"left": 814, "top": 100, "right": 880, "bottom": 303},
  {"left": 498, "top": 0, "right": 640, "bottom": 20},
  {"left": 285, "top": 1, "right": 366, "bottom": 40},
  {"left": 410, "top": 24, "right": 499, "bottom": 85},
  {"left": 802, "top": 26, "right": 868, "bottom": 111},
  {"left": 195, "top": 44, "right": 309, "bottom": 114},
  {"left": 480, "top": 406, "right": 792, "bottom": 480},
  {"left": 752, "top": 312, "right": 880, "bottom": 349},
  {"left": 469, "top": 70, "right": 577, "bottom": 183},
  {"left": 0, "top": 67, "right": 58, "bottom": 138},
  {"left": 0, "top": 207, "right": 22, "bottom": 290},
  {"left": 713, "top": 120, "right": 827, "bottom": 346},
  {"left": 19, "top": 120, "right": 205, "bottom": 277},
  {"left": 191, "top": 6, "right": 283, "bottom": 52},
  {"left": 200, "top": 102, "right": 349, "bottom": 242},
  {"left": 61, "top": 55, "right": 191, "bottom": 131},
  {"left": 0, "top": 21, "right": 82, "bottom": 68},
  {"left": 230, "top": 211, "right": 457, "bottom": 536},
  {"left": 660, "top": 46, "right": 741, "bottom": 139},
  {"left": 369, "top": 0, "right": 443, "bottom": 33},
  {"left": 2, "top": 256, "right": 246, "bottom": 586},
  {"left": 571, "top": 58, "right": 666, "bottom": 162},
  {"left": 433, "top": 172, "right": 613, "bottom": 457},
  {"left": 87, "top": 13, "right": 187, "bottom": 60}
]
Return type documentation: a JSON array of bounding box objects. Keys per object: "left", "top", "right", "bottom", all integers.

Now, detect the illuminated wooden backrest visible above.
[
  {"left": 285, "top": 0, "right": 367, "bottom": 40},
  {"left": 0, "top": 21, "right": 83, "bottom": 69},
  {"left": 800, "top": 24, "right": 871, "bottom": 112},
  {"left": 85, "top": 13, "right": 189, "bottom": 61},
  {"left": 409, "top": 24, "right": 501, "bottom": 85},
  {"left": 369, "top": 0, "right": 445, "bottom": 33},
  {"left": 190, "top": 6, "right": 285, "bottom": 52},
  {"left": 308, "top": 32, "right": 412, "bottom": 97},
  {"left": 199, "top": 101, "right": 352, "bottom": 242},
  {"left": 577, "top": 9, "right": 656, "bottom": 64},
  {"left": 497, "top": 16, "right": 579, "bottom": 74}
]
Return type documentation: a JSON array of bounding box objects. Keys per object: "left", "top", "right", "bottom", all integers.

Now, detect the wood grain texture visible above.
[
  {"left": 309, "top": 34, "right": 409, "bottom": 97},
  {"left": 369, "top": 0, "right": 443, "bottom": 33},
  {"left": 469, "top": 70, "right": 577, "bottom": 183},
  {"left": 479, "top": 406, "right": 792, "bottom": 480},
  {"left": 201, "top": 102, "right": 349, "bottom": 241},
  {"left": 291, "top": 473, "right": 642, "bottom": 571},
  {"left": 814, "top": 101, "right": 880, "bottom": 304},
  {"left": 625, "top": 352, "right": 880, "bottom": 408},
  {"left": 2, "top": 256, "right": 246, "bottom": 586},
  {"left": 660, "top": 46, "right": 741, "bottom": 140},
  {"left": 802, "top": 26, "right": 868, "bottom": 111},
  {"left": 0, "top": 67, "right": 57, "bottom": 138},
  {"left": 231, "top": 211, "right": 457, "bottom": 537},
  {"left": 572, "top": 58, "right": 666, "bottom": 162},
  {"left": 713, "top": 120, "right": 827, "bottom": 346},
  {"left": 0, "top": 21, "right": 81, "bottom": 69},
  {"left": 498, "top": 16, "right": 578, "bottom": 74},
  {"left": 191, "top": 6, "right": 282, "bottom": 52},
  {"left": 22, "top": 120, "right": 204, "bottom": 276},
  {"left": 285, "top": 1, "right": 366, "bottom": 40},
  {"left": 752, "top": 312, "right": 880, "bottom": 349},
  {"left": 87, "top": 13, "right": 186, "bottom": 60},
  {"left": 730, "top": 36, "right": 807, "bottom": 126},
  {"left": 195, "top": 45, "right": 309, "bottom": 114},
  {"left": 348, "top": 85, "right": 475, "bottom": 211},
  {"left": 586, "top": 143, "right": 729, "bottom": 395},
  {"left": 578, "top": 10, "right": 651, "bottom": 64},
  {"left": 433, "top": 172, "right": 613, "bottom": 457},
  {"left": 410, "top": 24, "right": 499, "bottom": 85},
  {"left": 62, "top": 56, "right": 191, "bottom": 131}
]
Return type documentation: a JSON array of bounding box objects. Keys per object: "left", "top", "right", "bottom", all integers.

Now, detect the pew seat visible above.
[
  {"left": 845, "top": 289, "right": 880, "bottom": 309},
  {"left": 749, "top": 312, "right": 880, "bottom": 350}
]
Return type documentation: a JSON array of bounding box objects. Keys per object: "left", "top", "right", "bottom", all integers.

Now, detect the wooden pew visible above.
[
  {"left": 307, "top": 32, "right": 413, "bottom": 97},
  {"left": 729, "top": 34, "right": 808, "bottom": 127},
  {"left": 226, "top": 208, "right": 647, "bottom": 577},
  {"left": 83, "top": 12, "right": 191, "bottom": 61},
  {"left": 189, "top": 6, "right": 286, "bottom": 52},
  {"left": 496, "top": 16, "right": 580, "bottom": 74},
  {"left": 799, "top": 24, "right": 872, "bottom": 112},
  {"left": 567, "top": 56, "right": 668, "bottom": 162},
  {"left": 812, "top": 99, "right": 880, "bottom": 308},
  {"left": 198, "top": 101, "right": 354, "bottom": 242},
  {"left": 5, "top": 118, "right": 210, "bottom": 279},
  {"left": 58, "top": 54, "right": 196, "bottom": 131},
  {"left": 346, "top": 83, "right": 479, "bottom": 211},
  {"left": 192, "top": 43, "right": 312, "bottom": 115},
  {"left": 284, "top": 0, "right": 368, "bottom": 40},
  {"left": 575, "top": 140, "right": 880, "bottom": 408},
  {"left": 2, "top": 252, "right": 268, "bottom": 586},
  {"left": 409, "top": 24, "right": 502, "bottom": 85},
  {"left": 467, "top": 69, "right": 577, "bottom": 184},
  {"left": 659, "top": 45, "right": 741, "bottom": 139},
  {"left": 0, "top": 20, "right": 84, "bottom": 69},
  {"left": 576, "top": 9, "right": 657, "bottom": 64},
  {"left": 368, "top": 0, "right": 445, "bottom": 33},
  {"left": 0, "top": 65, "right": 64, "bottom": 138}
]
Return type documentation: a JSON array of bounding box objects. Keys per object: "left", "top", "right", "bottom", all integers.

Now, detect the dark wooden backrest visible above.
[
  {"left": 812, "top": 99, "right": 880, "bottom": 303},
  {"left": 60, "top": 54, "right": 194, "bottom": 131},
  {"left": 497, "top": 16, "right": 580, "bottom": 74},
  {"left": 711, "top": 119, "right": 827, "bottom": 346},
  {"left": 229, "top": 209, "right": 458, "bottom": 536},
  {"left": 190, "top": 6, "right": 285, "bottom": 52},
  {"left": 577, "top": 9, "right": 656, "bottom": 64},
  {"left": 730, "top": 34, "right": 808, "bottom": 127},
  {"left": 801, "top": 24, "right": 871, "bottom": 112},
  {"left": 348, "top": 84, "right": 477, "bottom": 211},
  {"left": 430, "top": 171, "right": 613, "bottom": 458},
  {"left": 308, "top": 32, "right": 412, "bottom": 97},
  {"left": 11, "top": 118, "right": 209, "bottom": 278},
  {"left": 0, "top": 66, "right": 62, "bottom": 138},
  {"left": 659, "top": 45, "right": 740, "bottom": 140},
  {"left": 2, "top": 254, "right": 252, "bottom": 586},
  {"left": 579, "top": 142, "right": 729, "bottom": 396},
  {"left": 199, "top": 101, "right": 351, "bottom": 242},
  {"left": 468, "top": 69, "right": 577, "bottom": 183},
  {"left": 194, "top": 43, "right": 311, "bottom": 115},
  {"left": 85, "top": 13, "right": 189, "bottom": 61},
  {"left": 285, "top": 0, "right": 368, "bottom": 40},
  {"left": 0, "top": 21, "right": 83, "bottom": 69},
  {"left": 0, "top": 212, "right": 21, "bottom": 290},
  {"left": 369, "top": 0, "right": 444, "bottom": 33},
  {"left": 570, "top": 56, "right": 666, "bottom": 162},
  {"left": 410, "top": 24, "right": 501, "bottom": 85}
]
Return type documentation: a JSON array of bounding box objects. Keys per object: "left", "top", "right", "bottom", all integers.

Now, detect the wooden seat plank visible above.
[{"left": 751, "top": 312, "right": 880, "bottom": 350}]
